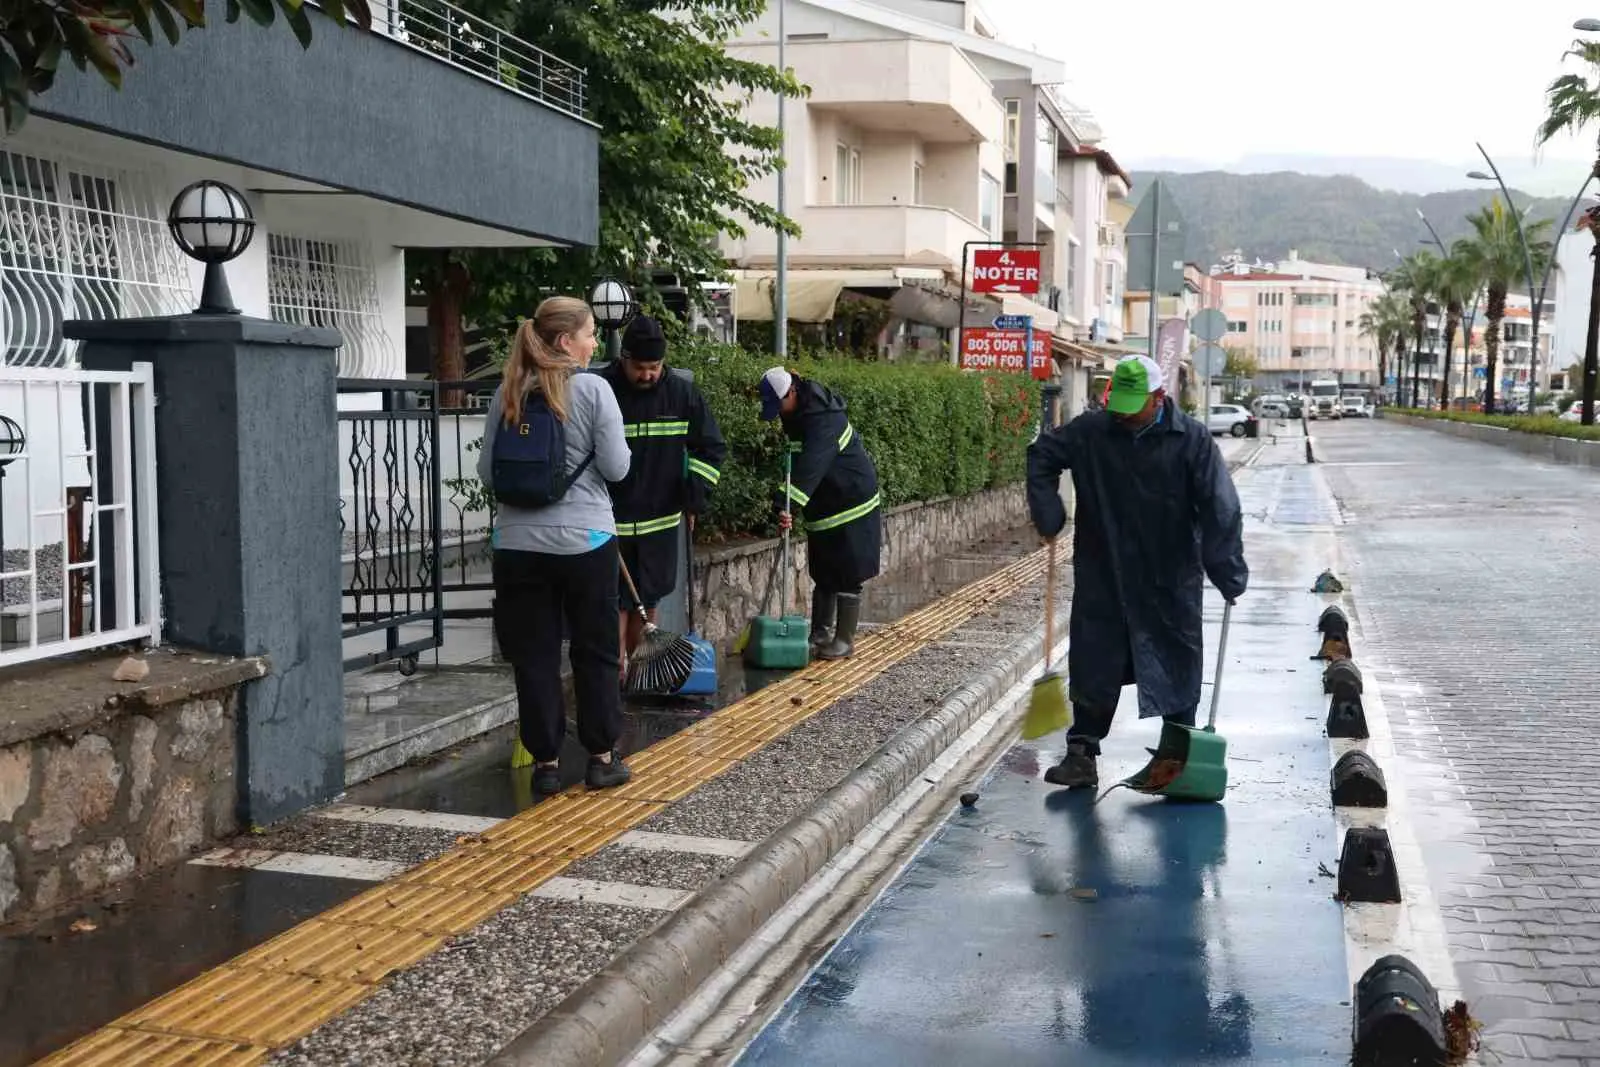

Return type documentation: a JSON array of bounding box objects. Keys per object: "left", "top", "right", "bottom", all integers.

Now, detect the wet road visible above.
[
  {"left": 1315, "top": 418, "right": 1600, "bottom": 1065},
  {"left": 738, "top": 443, "right": 1351, "bottom": 1065}
]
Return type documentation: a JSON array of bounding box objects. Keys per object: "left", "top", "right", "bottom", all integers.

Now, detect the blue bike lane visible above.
[{"left": 737, "top": 447, "right": 1354, "bottom": 1066}]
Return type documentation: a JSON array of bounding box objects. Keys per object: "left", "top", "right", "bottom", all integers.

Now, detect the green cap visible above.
[{"left": 1107, "top": 355, "right": 1164, "bottom": 415}]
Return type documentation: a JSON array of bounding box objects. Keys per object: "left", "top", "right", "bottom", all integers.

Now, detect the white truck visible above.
[
  {"left": 1339, "top": 392, "right": 1368, "bottom": 418},
  {"left": 1308, "top": 379, "right": 1342, "bottom": 420}
]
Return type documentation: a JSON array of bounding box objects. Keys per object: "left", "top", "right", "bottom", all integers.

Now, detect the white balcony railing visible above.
[
  {"left": 376, "top": 0, "right": 587, "bottom": 119},
  {"left": 0, "top": 364, "right": 160, "bottom": 669}
]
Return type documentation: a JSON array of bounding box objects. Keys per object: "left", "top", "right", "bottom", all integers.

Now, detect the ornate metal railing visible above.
[{"left": 379, "top": 0, "right": 588, "bottom": 119}]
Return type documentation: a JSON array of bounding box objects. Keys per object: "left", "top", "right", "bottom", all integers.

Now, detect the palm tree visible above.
[
  {"left": 1360, "top": 291, "right": 1410, "bottom": 405},
  {"left": 1459, "top": 199, "right": 1553, "bottom": 413},
  {"left": 1387, "top": 252, "right": 1442, "bottom": 407},
  {"left": 1434, "top": 244, "right": 1483, "bottom": 411},
  {"left": 1538, "top": 38, "right": 1600, "bottom": 420}
]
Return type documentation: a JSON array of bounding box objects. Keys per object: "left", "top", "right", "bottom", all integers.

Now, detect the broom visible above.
[
  {"left": 621, "top": 557, "right": 698, "bottom": 695},
  {"left": 1020, "top": 538, "right": 1071, "bottom": 740}
]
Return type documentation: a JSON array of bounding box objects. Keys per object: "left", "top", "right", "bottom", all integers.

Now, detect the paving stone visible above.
[{"left": 1319, "top": 421, "right": 1600, "bottom": 1066}]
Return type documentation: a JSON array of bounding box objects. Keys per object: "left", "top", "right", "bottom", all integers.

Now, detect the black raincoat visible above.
[{"left": 1026, "top": 397, "right": 1247, "bottom": 720}]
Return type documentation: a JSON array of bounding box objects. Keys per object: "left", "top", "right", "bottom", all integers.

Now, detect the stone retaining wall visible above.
[
  {"left": 0, "top": 652, "right": 267, "bottom": 925},
  {"left": 694, "top": 483, "right": 1027, "bottom": 647},
  {"left": 1388, "top": 413, "right": 1600, "bottom": 469}
]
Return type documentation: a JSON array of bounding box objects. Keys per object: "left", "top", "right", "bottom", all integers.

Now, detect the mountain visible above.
[
  {"left": 1128, "top": 170, "right": 1593, "bottom": 275},
  {"left": 1124, "top": 153, "right": 1594, "bottom": 197}
]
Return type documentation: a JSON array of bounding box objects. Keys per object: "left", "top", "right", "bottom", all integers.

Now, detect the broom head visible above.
[
  {"left": 625, "top": 623, "right": 698, "bottom": 695},
  {"left": 511, "top": 736, "right": 534, "bottom": 769},
  {"left": 1020, "top": 671, "right": 1071, "bottom": 741}
]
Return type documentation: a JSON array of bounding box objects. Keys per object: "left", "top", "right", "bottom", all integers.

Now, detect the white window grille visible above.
[
  {"left": 267, "top": 234, "right": 397, "bottom": 378},
  {"left": 0, "top": 142, "right": 192, "bottom": 368}
]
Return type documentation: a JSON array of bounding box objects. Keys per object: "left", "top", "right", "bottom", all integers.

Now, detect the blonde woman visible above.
[{"left": 477, "top": 296, "right": 632, "bottom": 795}]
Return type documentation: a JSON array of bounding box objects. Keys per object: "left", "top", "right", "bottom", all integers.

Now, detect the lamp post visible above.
[
  {"left": 589, "top": 278, "right": 638, "bottom": 363},
  {"left": 774, "top": 0, "right": 788, "bottom": 359},
  {"left": 166, "top": 180, "right": 256, "bottom": 314},
  {"left": 1466, "top": 143, "right": 1570, "bottom": 413},
  {"left": 0, "top": 413, "right": 22, "bottom": 573}
]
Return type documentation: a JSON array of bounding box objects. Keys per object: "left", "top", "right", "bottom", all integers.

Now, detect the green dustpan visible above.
[{"left": 1111, "top": 601, "right": 1233, "bottom": 804}]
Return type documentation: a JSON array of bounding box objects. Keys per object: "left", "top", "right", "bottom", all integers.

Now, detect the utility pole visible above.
[
  {"left": 1147, "top": 181, "right": 1161, "bottom": 357},
  {"left": 773, "top": 0, "right": 788, "bottom": 360}
]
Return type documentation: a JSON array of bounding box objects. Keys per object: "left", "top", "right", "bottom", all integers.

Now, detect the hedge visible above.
[
  {"left": 1389, "top": 407, "right": 1600, "bottom": 442},
  {"left": 669, "top": 341, "right": 1040, "bottom": 540}
]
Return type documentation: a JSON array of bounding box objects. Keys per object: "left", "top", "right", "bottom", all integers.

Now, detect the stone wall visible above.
[
  {"left": 0, "top": 651, "right": 267, "bottom": 925},
  {"left": 694, "top": 483, "right": 1027, "bottom": 647}
]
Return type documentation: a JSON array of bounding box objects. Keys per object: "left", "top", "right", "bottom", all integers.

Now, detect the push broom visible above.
[{"left": 1020, "top": 538, "right": 1071, "bottom": 740}]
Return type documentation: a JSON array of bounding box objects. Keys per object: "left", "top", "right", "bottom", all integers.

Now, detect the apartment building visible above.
[
  {"left": 1439, "top": 295, "right": 1555, "bottom": 407},
  {"left": 1211, "top": 252, "right": 1382, "bottom": 394}
]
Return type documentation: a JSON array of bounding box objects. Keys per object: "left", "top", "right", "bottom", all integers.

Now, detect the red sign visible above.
[
  {"left": 960, "top": 328, "right": 1051, "bottom": 380},
  {"left": 970, "top": 248, "right": 1042, "bottom": 295}
]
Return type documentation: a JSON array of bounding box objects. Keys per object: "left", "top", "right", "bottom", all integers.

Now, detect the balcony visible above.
[
  {"left": 35, "top": 0, "right": 599, "bottom": 247},
  {"left": 793, "top": 39, "right": 1002, "bottom": 144},
  {"left": 739, "top": 205, "right": 989, "bottom": 272}
]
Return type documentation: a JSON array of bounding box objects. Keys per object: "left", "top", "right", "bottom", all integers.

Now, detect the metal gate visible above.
[{"left": 339, "top": 378, "right": 444, "bottom": 673}]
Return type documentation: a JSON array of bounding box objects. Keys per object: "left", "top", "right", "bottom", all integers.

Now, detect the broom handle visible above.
[
  {"left": 618, "top": 556, "right": 649, "bottom": 623},
  {"left": 780, "top": 449, "right": 792, "bottom": 619},
  {"left": 1206, "top": 600, "right": 1233, "bottom": 731},
  {"left": 1043, "top": 538, "right": 1055, "bottom": 670}
]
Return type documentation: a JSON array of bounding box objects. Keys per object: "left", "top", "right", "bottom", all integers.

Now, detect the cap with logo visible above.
[
  {"left": 621, "top": 315, "right": 667, "bottom": 362},
  {"left": 759, "top": 367, "right": 794, "bottom": 421},
  {"left": 1106, "top": 355, "right": 1164, "bottom": 416}
]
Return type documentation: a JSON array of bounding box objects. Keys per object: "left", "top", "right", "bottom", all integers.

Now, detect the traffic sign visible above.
[
  {"left": 1190, "top": 308, "right": 1228, "bottom": 343},
  {"left": 1193, "top": 342, "right": 1228, "bottom": 378},
  {"left": 970, "top": 248, "right": 1042, "bottom": 295},
  {"left": 960, "top": 328, "right": 1051, "bottom": 380},
  {"left": 993, "top": 314, "right": 1032, "bottom": 331}
]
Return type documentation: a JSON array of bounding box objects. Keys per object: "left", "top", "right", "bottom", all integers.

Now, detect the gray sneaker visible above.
[{"left": 1043, "top": 741, "right": 1098, "bottom": 789}]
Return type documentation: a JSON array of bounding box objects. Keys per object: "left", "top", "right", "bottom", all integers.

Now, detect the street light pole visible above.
[
  {"left": 774, "top": 0, "right": 788, "bottom": 360},
  {"left": 1467, "top": 144, "right": 1540, "bottom": 413}
]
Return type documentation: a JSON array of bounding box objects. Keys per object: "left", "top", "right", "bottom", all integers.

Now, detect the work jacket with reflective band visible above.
[
  {"left": 601, "top": 362, "right": 727, "bottom": 537},
  {"left": 776, "top": 378, "right": 880, "bottom": 533}
]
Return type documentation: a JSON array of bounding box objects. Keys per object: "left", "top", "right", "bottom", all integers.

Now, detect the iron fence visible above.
[{"left": 338, "top": 379, "right": 444, "bottom": 673}]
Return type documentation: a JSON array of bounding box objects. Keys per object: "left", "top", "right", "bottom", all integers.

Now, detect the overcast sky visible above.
[{"left": 980, "top": 0, "right": 1598, "bottom": 178}]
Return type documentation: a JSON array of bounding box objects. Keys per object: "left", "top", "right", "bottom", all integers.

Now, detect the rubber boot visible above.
[
  {"left": 818, "top": 593, "right": 861, "bottom": 660},
  {"left": 809, "top": 589, "right": 836, "bottom": 659},
  {"left": 1043, "top": 739, "right": 1099, "bottom": 789}
]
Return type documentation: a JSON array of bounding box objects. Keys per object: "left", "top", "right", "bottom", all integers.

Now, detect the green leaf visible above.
[
  {"left": 284, "top": 2, "right": 313, "bottom": 47},
  {"left": 151, "top": 2, "right": 183, "bottom": 44},
  {"left": 237, "top": 0, "right": 277, "bottom": 26}
]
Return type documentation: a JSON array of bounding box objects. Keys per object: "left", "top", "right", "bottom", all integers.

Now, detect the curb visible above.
[{"left": 488, "top": 612, "right": 1051, "bottom": 1067}]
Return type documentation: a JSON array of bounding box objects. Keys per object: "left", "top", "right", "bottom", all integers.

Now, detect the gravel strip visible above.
[
  {"left": 232, "top": 820, "right": 464, "bottom": 868},
  {"left": 562, "top": 845, "right": 739, "bottom": 893},
  {"left": 269, "top": 898, "right": 661, "bottom": 1067}
]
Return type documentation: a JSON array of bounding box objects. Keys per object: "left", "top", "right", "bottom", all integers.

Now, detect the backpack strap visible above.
[{"left": 565, "top": 449, "right": 596, "bottom": 488}]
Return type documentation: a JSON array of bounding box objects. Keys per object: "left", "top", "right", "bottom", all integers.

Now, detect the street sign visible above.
[
  {"left": 1194, "top": 342, "right": 1228, "bottom": 378},
  {"left": 960, "top": 328, "right": 1051, "bottom": 380},
  {"left": 1190, "top": 308, "right": 1228, "bottom": 343},
  {"left": 971, "top": 248, "right": 1042, "bottom": 295},
  {"left": 993, "top": 314, "right": 1032, "bottom": 331}
]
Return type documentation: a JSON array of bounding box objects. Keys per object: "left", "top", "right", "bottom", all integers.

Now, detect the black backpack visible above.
[{"left": 491, "top": 390, "right": 594, "bottom": 508}]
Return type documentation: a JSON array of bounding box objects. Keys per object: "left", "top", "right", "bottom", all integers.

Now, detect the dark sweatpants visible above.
[
  {"left": 493, "top": 543, "right": 623, "bottom": 763},
  {"left": 1066, "top": 633, "right": 1196, "bottom": 755}
]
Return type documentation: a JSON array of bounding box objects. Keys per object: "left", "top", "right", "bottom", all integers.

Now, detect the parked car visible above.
[
  {"left": 1254, "top": 395, "right": 1289, "bottom": 419},
  {"left": 1207, "top": 404, "right": 1256, "bottom": 437},
  {"left": 1560, "top": 402, "right": 1592, "bottom": 423}
]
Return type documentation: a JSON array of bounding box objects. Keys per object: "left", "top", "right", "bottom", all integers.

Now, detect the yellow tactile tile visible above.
[
  {"left": 120, "top": 967, "right": 369, "bottom": 1047},
  {"left": 230, "top": 919, "right": 445, "bottom": 985},
  {"left": 319, "top": 882, "right": 519, "bottom": 935},
  {"left": 35, "top": 547, "right": 1048, "bottom": 1066},
  {"left": 34, "top": 1027, "right": 265, "bottom": 1067}
]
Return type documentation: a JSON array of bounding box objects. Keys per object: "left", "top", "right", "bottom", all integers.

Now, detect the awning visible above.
[{"left": 734, "top": 275, "right": 846, "bottom": 323}]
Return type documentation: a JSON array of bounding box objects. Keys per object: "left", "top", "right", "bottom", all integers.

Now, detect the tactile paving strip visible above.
[{"left": 36, "top": 547, "right": 1047, "bottom": 1064}]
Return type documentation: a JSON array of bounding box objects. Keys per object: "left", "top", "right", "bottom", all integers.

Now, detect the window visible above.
[
  {"left": 1036, "top": 107, "right": 1056, "bottom": 208},
  {"left": 1228, "top": 321, "right": 1247, "bottom": 333},
  {"left": 1294, "top": 293, "right": 1335, "bottom": 307},
  {"left": 834, "top": 143, "right": 862, "bottom": 205},
  {"left": 912, "top": 163, "right": 923, "bottom": 206},
  {"left": 1003, "top": 100, "right": 1020, "bottom": 195},
  {"left": 1, "top": 148, "right": 190, "bottom": 367},
  {"left": 268, "top": 234, "right": 398, "bottom": 378},
  {"left": 979, "top": 172, "right": 1000, "bottom": 236},
  {"left": 1065, "top": 238, "right": 1079, "bottom": 308}
]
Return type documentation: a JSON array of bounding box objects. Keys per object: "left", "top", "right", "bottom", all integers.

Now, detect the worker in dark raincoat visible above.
[
  {"left": 759, "top": 366, "right": 882, "bottom": 660},
  {"left": 1026, "top": 354, "right": 1247, "bottom": 789}
]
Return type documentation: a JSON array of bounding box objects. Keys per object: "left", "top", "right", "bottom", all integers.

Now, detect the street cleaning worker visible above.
[
  {"left": 759, "top": 366, "right": 882, "bottom": 660},
  {"left": 1025, "top": 354, "right": 1248, "bottom": 789},
  {"left": 477, "top": 296, "right": 633, "bottom": 795},
  {"left": 601, "top": 314, "right": 727, "bottom": 668}
]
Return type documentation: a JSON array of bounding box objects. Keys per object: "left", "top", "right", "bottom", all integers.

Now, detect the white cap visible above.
[{"left": 759, "top": 366, "right": 794, "bottom": 420}]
